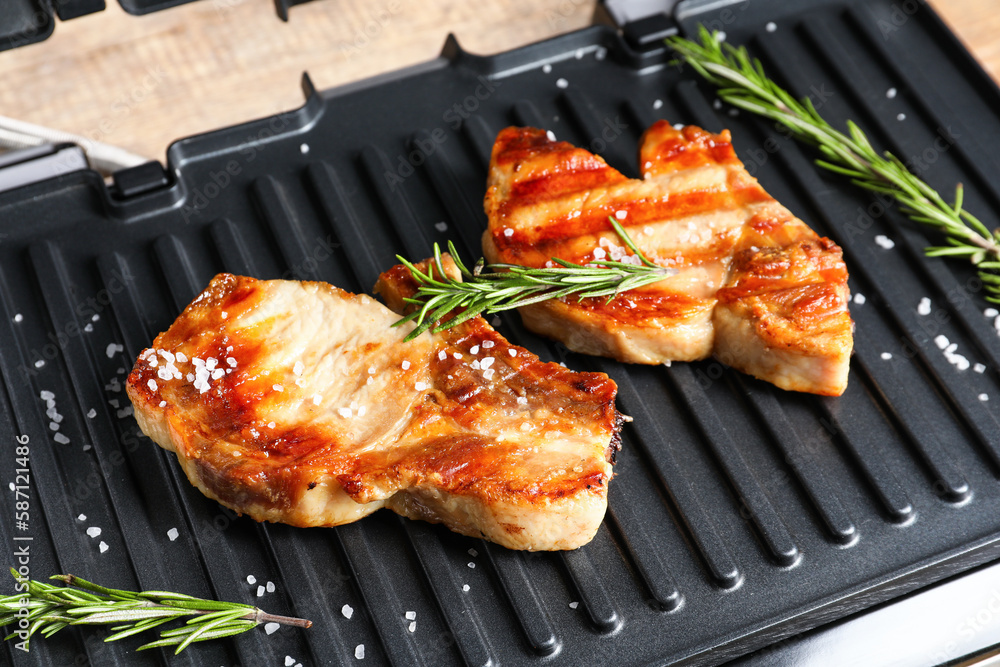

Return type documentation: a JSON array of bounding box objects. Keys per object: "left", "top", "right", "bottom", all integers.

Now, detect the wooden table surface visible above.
[{"left": 0, "top": 0, "right": 996, "bottom": 164}]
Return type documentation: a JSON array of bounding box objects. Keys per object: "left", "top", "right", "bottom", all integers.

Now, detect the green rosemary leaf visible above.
[{"left": 665, "top": 27, "right": 1000, "bottom": 303}]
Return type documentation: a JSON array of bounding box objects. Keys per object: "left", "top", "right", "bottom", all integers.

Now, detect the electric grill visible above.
[{"left": 2, "top": 0, "right": 1000, "bottom": 664}]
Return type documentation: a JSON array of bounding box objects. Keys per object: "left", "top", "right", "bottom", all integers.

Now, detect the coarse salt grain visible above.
[
  {"left": 875, "top": 235, "right": 895, "bottom": 249},
  {"left": 13, "top": 314, "right": 23, "bottom": 323},
  {"left": 247, "top": 575, "right": 257, "bottom": 585},
  {"left": 508, "top": 349, "right": 517, "bottom": 357},
  {"left": 338, "top": 408, "right": 352, "bottom": 418},
  {"left": 438, "top": 351, "right": 447, "bottom": 361},
  {"left": 268, "top": 421, "right": 276, "bottom": 429},
  {"left": 77, "top": 514, "right": 86, "bottom": 521},
  {"left": 468, "top": 562, "right": 476, "bottom": 569},
  {"left": 886, "top": 87, "right": 897, "bottom": 99},
  {"left": 615, "top": 210, "right": 627, "bottom": 220},
  {"left": 313, "top": 394, "right": 322, "bottom": 405},
  {"left": 482, "top": 368, "right": 495, "bottom": 380},
  {"left": 257, "top": 585, "right": 265, "bottom": 597},
  {"left": 273, "top": 384, "right": 284, "bottom": 392},
  {"left": 569, "top": 601, "right": 579, "bottom": 609},
  {"left": 221, "top": 311, "right": 228, "bottom": 319},
  {"left": 546, "top": 130, "right": 557, "bottom": 142},
  {"left": 516, "top": 396, "right": 528, "bottom": 405},
  {"left": 99, "top": 541, "right": 108, "bottom": 553},
  {"left": 266, "top": 581, "right": 275, "bottom": 593},
  {"left": 265, "top": 622, "right": 280, "bottom": 635},
  {"left": 106, "top": 343, "right": 123, "bottom": 358},
  {"left": 54, "top": 433, "right": 70, "bottom": 444},
  {"left": 405, "top": 611, "right": 416, "bottom": 620},
  {"left": 481, "top": 357, "right": 495, "bottom": 369},
  {"left": 766, "top": 21, "right": 777, "bottom": 32},
  {"left": 40, "top": 390, "right": 54, "bottom": 400},
  {"left": 503, "top": 228, "right": 514, "bottom": 238},
  {"left": 482, "top": 340, "right": 494, "bottom": 349},
  {"left": 147, "top": 379, "right": 157, "bottom": 391},
  {"left": 653, "top": 99, "right": 663, "bottom": 109},
  {"left": 974, "top": 363, "right": 986, "bottom": 373},
  {"left": 917, "top": 297, "right": 932, "bottom": 315},
  {"left": 159, "top": 401, "right": 166, "bottom": 408},
  {"left": 897, "top": 113, "right": 906, "bottom": 121},
  {"left": 542, "top": 63, "right": 552, "bottom": 73},
  {"left": 462, "top": 584, "right": 470, "bottom": 592},
  {"left": 34, "top": 360, "right": 44, "bottom": 368},
  {"left": 401, "top": 360, "right": 411, "bottom": 370},
  {"left": 86, "top": 527, "right": 101, "bottom": 538},
  {"left": 468, "top": 548, "right": 478, "bottom": 557},
  {"left": 881, "top": 352, "right": 892, "bottom": 360},
  {"left": 167, "top": 527, "right": 179, "bottom": 541},
  {"left": 470, "top": 345, "right": 480, "bottom": 355},
  {"left": 979, "top": 393, "right": 989, "bottom": 402},
  {"left": 358, "top": 406, "right": 367, "bottom": 417},
  {"left": 556, "top": 78, "right": 568, "bottom": 89},
  {"left": 285, "top": 658, "right": 295, "bottom": 667},
  {"left": 453, "top": 352, "right": 463, "bottom": 359},
  {"left": 934, "top": 335, "right": 949, "bottom": 350},
  {"left": 342, "top": 604, "right": 354, "bottom": 619},
  {"left": 293, "top": 361, "right": 305, "bottom": 376},
  {"left": 355, "top": 644, "right": 365, "bottom": 659},
  {"left": 408, "top": 621, "right": 417, "bottom": 632},
  {"left": 415, "top": 382, "right": 428, "bottom": 391},
  {"left": 435, "top": 221, "right": 448, "bottom": 232}
]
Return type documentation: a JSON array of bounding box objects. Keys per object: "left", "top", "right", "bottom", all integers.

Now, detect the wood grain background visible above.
[{"left": 0, "top": 0, "right": 994, "bottom": 163}]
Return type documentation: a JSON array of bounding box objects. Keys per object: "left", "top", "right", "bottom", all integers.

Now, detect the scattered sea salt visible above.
[
  {"left": 875, "top": 235, "right": 895, "bottom": 249},
  {"left": 897, "top": 113, "right": 906, "bottom": 121},
  {"left": 974, "top": 363, "right": 986, "bottom": 373},
  {"left": 546, "top": 130, "right": 557, "bottom": 142},
  {"left": 467, "top": 562, "right": 476, "bottom": 569},
  {"left": 85, "top": 526, "right": 101, "bottom": 538},
  {"left": 615, "top": 210, "right": 627, "bottom": 220},
  {"left": 435, "top": 221, "right": 448, "bottom": 232},
  {"left": 293, "top": 361, "right": 305, "bottom": 376},
  {"left": 468, "top": 548, "right": 478, "bottom": 557},
  {"left": 272, "top": 384, "right": 283, "bottom": 392},
  {"left": 338, "top": 407, "right": 352, "bottom": 418},
  {"left": 503, "top": 228, "right": 514, "bottom": 238},
  {"left": 569, "top": 601, "right": 579, "bottom": 609},
  {"left": 543, "top": 63, "right": 552, "bottom": 73},
  {"left": 516, "top": 396, "right": 528, "bottom": 405},
  {"left": 556, "top": 78, "right": 568, "bottom": 89},
  {"left": 285, "top": 657, "right": 296, "bottom": 667},
  {"left": 265, "top": 622, "right": 280, "bottom": 635},
  {"left": 415, "top": 382, "right": 428, "bottom": 391},
  {"left": 470, "top": 345, "right": 480, "bottom": 355},
  {"left": 653, "top": 99, "right": 663, "bottom": 110},
  {"left": 257, "top": 585, "right": 265, "bottom": 597},
  {"left": 98, "top": 541, "right": 108, "bottom": 553},
  {"left": 54, "top": 433, "right": 70, "bottom": 444},
  {"left": 934, "top": 335, "right": 949, "bottom": 350},
  {"left": 267, "top": 421, "right": 276, "bottom": 429},
  {"left": 266, "top": 581, "right": 275, "bottom": 593},
  {"left": 438, "top": 351, "right": 447, "bottom": 361},
  {"left": 313, "top": 394, "right": 322, "bottom": 406},
  {"left": 766, "top": 21, "right": 777, "bottom": 32},
  {"left": 886, "top": 87, "right": 897, "bottom": 99},
  {"left": 342, "top": 604, "right": 354, "bottom": 619},
  {"left": 106, "top": 343, "right": 123, "bottom": 358},
  {"left": 462, "top": 584, "right": 470, "bottom": 592},
  {"left": 159, "top": 401, "right": 166, "bottom": 408},
  {"left": 984, "top": 307, "right": 999, "bottom": 318},
  {"left": 49, "top": 422, "right": 59, "bottom": 432},
  {"left": 167, "top": 527, "right": 179, "bottom": 541},
  {"left": 34, "top": 360, "right": 45, "bottom": 369},
  {"left": 355, "top": 644, "right": 365, "bottom": 659},
  {"left": 147, "top": 379, "right": 157, "bottom": 391},
  {"left": 408, "top": 621, "right": 417, "bottom": 632},
  {"left": 483, "top": 369, "right": 495, "bottom": 380},
  {"left": 881, "top": 352, "right": 892, "bottom": 360},
  {"left": 979, "top": 393, "right": 989, "bottom": 402},
  {"left": 247, "top": 575, "right": 257, "bottom": 585},
  {"left": 401, "top": 360, "right": 411, "bottom": 370},
  {"left": 77, "top": 514, "right": 86, "bottom": 521},
  {"left": 405, "top": 611, "right": 417, "bottom": 620},
  {"left": 13, "top": 314, "right": 23, "bottom": 323},
  {"left": 917, "top": 297, "right": 932, "bottom": 316}
]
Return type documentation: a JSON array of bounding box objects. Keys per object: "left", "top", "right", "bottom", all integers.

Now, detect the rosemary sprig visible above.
[
  {"left": 666, "top": 26, "right": 1000, "bottom": 303},
  {"left": 0, "top": 568, "right": 311, "bottom": 654},
  {"left": 395, "top": 217, "right": 675, "bottom": 340}
]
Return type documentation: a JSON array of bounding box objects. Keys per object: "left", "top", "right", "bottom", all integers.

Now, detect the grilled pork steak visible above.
[
  {"left": 126, "top": 271, "right": 621, "bottom": 550},
  {"left": 483, "top": 122, "right": 854, "bottom": 396}
]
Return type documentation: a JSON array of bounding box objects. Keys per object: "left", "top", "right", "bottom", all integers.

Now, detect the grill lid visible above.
[{"left": 2, "top": 1, "right": 1000, "bottom": 665}]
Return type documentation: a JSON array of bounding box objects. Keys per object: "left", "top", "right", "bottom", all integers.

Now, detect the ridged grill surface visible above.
[{"left": 1, "top": 1, "right": 999, "bottom": 665}]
